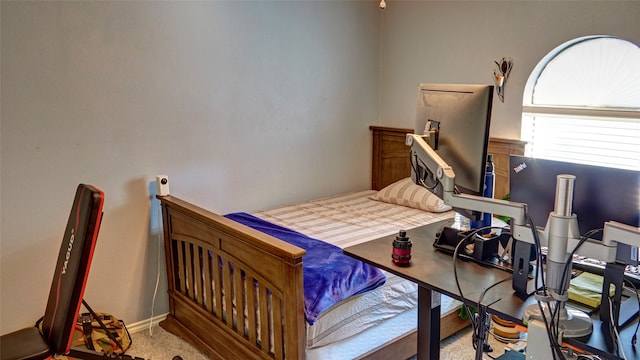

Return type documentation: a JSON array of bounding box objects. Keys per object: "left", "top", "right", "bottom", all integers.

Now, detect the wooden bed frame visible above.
[{"left": 156, "top": 126, "right": 469, "bottom": 360}]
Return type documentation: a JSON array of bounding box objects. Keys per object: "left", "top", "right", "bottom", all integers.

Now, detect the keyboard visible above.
[{"left": 540, "top": 247, "right": 640, "bottom": 288}]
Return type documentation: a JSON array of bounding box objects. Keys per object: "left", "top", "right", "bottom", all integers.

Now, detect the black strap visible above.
[
  {"left": 81, "top": 314, "right": 96, "bottom": 351},
  {"left": 35, "top": 316, "right": 44, "bottom": 329},
  {"left": 82, "top": 300, "right": 125, "bottom": 353}
]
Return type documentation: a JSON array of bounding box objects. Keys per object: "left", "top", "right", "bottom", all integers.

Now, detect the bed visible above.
[{"left": 156, "top": 126, "right": 470, "bottom": 360}]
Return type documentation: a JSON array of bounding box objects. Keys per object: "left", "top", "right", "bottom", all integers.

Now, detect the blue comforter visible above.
[{"left": 224, "top": 212, "right": 386, "bottom": 325}]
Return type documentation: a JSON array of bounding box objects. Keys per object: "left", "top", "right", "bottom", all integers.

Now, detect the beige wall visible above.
[
  {"left": 378, "top": 1, "right": 640, "bottom": 139},
  {"left": 0, "top": 1, "right": 380, "bottom": 333}
]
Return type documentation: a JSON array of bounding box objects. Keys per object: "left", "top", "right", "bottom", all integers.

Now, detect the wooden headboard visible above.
[
  {"left": 370, "top": 125, "right": 526, "bottom": 198},
  {"left": 370, "top": 126, "right": 413, "bottom": 190}
]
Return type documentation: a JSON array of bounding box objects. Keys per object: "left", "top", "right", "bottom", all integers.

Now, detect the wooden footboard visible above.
[
  {"left": 157, "top": 195, "right": 306, "bottom": 359},
  {"left": 156, "top": 127, "right": 470, "bottom": 360}
]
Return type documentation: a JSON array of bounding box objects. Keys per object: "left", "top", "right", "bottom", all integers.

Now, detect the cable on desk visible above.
[
  {"left": 557, "top": 228, "right": 602, "bottom": 305},
  {"left": 453, "top": 226, "right": 484, "bottom": 350},
  {"left": 559, "top": 229, "right": 602, "bottom": 359},
  {"left": 528, "top": 211, "right": 560, "bottom": 358},
  {"left": 453, "top": 229, "right": 478, "bottom": 339},
  {"left": 452, "top": 225, "right": 511, "bottom": 353},
  {"left": 450, "top": 220, "right": 610, "bottom": 359},
  {"left": 476, "top": 276, "right": 513, "bottom": 356},
  {"left": 608, "top": 295, "right": 628, "bottom": 359},
  {"left": 623, "top": 279, "right": 640, "bottom": 347},
  {"left": 562, "top": 228, "right": 640, "bottom": 357},
  {"left": 410, "top": 152, "right": 440, "bottom": 191},
  {"left": 537, "top": 230, "right": 588, "bottom": 360},
  {"left": 488, "top": 329, "right": 525, "bottom": 344},
  {"left": 524, "top": 213, "right": 566, "bottom": 360},
  {"left": 604, "top": 278, "right": 640, "bottom": 359},
  {"left": 527, "top": 213, "right": 547, "bottom": 293},
  {"left": 477, "top": 276, "right": 513, "bottom": 312},
  {"left": 535, "top": 227, "right": 602, "bottom": 360}
]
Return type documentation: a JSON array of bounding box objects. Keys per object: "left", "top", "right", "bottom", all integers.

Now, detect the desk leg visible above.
[
  {"left": 475, "top": 309, "right": 486, "bottom": 360},
  {"left": 417, "top": 285, "right": 441, "bottom": 360}
]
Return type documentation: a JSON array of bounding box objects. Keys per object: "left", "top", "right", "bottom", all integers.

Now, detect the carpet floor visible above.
[{"left": 128, "top": 324, "right": 514, "bottom": 360}]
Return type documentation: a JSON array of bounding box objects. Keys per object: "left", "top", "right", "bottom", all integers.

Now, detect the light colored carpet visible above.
[
  {"left": 129, "top": 325, "right": 208, "bottom": 360},
  {"left": 128, "top": 324, "right": 515, "bottom": 360}
]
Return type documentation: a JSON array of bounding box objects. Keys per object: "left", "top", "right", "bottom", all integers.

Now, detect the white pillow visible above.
[{"left": 369, "top": 177, "right": 452, "bottom": 213}]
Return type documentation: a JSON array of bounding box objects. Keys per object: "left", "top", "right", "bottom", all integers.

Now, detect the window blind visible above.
[
  {"left": 521, "top": 36, "right": 640, "bottom": 171},
  {"left": 522, "top": 111, "right": 640, "bottom": 170}
]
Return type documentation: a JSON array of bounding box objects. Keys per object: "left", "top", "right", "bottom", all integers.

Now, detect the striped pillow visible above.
[{"left": 370, "top": 177, "right": 452, "bottom": 213}]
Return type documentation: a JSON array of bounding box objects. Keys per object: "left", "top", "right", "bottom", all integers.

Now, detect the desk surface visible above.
[{"left": 344, "top": 220, "right": 638, "bottom": 360}]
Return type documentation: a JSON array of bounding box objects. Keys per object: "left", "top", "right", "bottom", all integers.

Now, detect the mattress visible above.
[{"left": 254, "top": 190, "right": 461, "bottom": 348}]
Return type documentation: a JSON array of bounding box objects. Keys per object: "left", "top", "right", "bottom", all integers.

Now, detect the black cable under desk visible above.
[{"left": 343, "top": 219, "right": 639, "bottom": 360}]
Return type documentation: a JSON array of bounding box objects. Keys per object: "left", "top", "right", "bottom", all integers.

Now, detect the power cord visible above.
[
  {"left": 608, "top": 294, "right": 628, "bottom": 359},
  {"left": 524, "top": 211, "right": 584, "bottom": 360},
  {"left": 524, "top": 213, "right": 565, "bottom": 360},
  {"left": 410, "top": 152, "right": 440, "bottom": 191},
  {"left": 549, "top": 228, "right": 602, "bottom": 359},
  {"left": 525, "top": 214, "right": 546, "bottom": 291},
  {"left": 149, "top": 197, "right": 163, "bottom": 336},
  {"left": 623, "top": 279, "right": 640, "bottom": 347},
  {"left": 452, "top": 225, "right": 512, "bottom": 353}
]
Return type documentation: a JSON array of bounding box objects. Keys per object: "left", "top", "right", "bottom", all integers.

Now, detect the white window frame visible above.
[{"left": 521, "top": 35, "right": 640, "bottom": 170}]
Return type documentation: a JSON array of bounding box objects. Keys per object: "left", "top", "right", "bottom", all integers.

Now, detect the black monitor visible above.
[
  {"left": 509, "top": 155, "right": 640, "bottom": 241},
  {"left": 412, "top": 83, "right": 494, "bottom": 198}
]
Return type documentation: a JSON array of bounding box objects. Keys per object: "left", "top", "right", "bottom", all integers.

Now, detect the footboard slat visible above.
[
  {"left": 185, "top": 243, "right": 194, "bottom": 299},
  {"left": 234, "top": 266, "right": 246, "bottom": 337},
  {"left": 212, "top": 254, "right": 223, "bottom": 317},
  {"left": 175, "top": 240, "right": 185, "bottom": 293},
  {"left": 193, "top": 246, "right": 203, "bottom": 305},
  {"left": 246, "top": 276, "right": 258, "bottom": 345},
  {"left": 259, "top": 283, "right": 270, "bottom": 354},
  {"left": 272, "top": 294, "right": 284, "bottom": 359},
  {"left": 222, "top": 258, "right": 234, "bottom": 326},
  {"left": 203, "top": 252, "right": 213, "bottom": 313},
  {"left": 158, "top": 195, "right": 306, "bottom": 359}
]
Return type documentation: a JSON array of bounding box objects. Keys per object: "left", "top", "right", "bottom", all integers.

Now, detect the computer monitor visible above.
[
  {"left": 412, "top": 83, "right": 494, "bottom": 198},
  {"left": 511, "top": 155, "right": 640, "bottom": 267},
  {"left": 510, "top": 155, "right": 640, "bottom": 240},
  {"left": 510, "top": 155, "right": 640, "bottom": 336}
]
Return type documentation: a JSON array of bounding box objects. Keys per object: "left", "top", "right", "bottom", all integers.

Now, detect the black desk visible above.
[{"left": 343, "top": 220, "right": 638, "bottom": 360}]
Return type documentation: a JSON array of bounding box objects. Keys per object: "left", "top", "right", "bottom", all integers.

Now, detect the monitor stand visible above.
[
  {"left": 523, "top": 302, "right": 593, "bottom": 338},
  {"left": 523, "top": 174, "right": 593, "bottom": 339}
]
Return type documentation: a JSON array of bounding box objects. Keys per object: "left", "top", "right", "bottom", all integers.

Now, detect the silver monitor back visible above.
[{"left": 414, "top": 83, "right": 494, "bottom": 195}]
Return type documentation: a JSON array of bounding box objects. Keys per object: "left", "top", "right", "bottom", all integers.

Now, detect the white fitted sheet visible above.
[{"left": 254, "top": 190, "right": 461, "bottom": 348}]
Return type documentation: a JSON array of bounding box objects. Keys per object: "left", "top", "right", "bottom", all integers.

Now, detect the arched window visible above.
[{"left": 521, "top": 36, "right": 640, "bottom": 170}]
